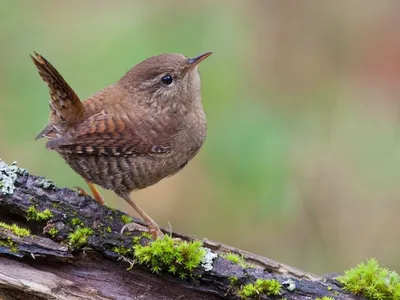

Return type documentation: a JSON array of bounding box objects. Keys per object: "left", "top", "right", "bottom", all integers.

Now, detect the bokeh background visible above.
[{"left": 1, "top": 0, "right": 400, "bottom": 274}]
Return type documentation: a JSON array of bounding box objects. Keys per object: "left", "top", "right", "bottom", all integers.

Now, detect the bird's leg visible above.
[
  {"left": 121, "top": 194, "right": 164, "bottom": 240},
  {"left": 85, "top": 180, "right": 105, "bottom": 205},
  {"left": 74, "top": 179, "right": 105, "bottom": 205}
]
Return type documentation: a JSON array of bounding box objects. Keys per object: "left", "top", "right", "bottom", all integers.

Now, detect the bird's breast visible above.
[{"left": 173, "top": 109, "right": 207, "bottom": 161}]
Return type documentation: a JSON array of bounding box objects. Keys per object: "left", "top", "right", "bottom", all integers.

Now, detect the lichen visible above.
[
  {"left": 120, "top": 215, "right": 132, "bottom": 225},
  {"left": 0, "top": 161, "right": 28, "bottom": 195},
  {"left": 238, "top": 278, "right": 282, "bottom": 299},
  {"left": 338, "top": 258, "right": 400, "bottom": 300},
  {"left": 35, "top": 178, "right": 55, "bottom": 189},
  {"left": 201, "top": 247, "right": 218, "bottom": 271},
  {"left": 0, "top": 222, "right": 30, "bottom": 237},
  {"left": 68, "top": 227, "right": 93, "bottom": 248},
  {"left": 283, "top": 278, "right": 296, "bottom": 291},
  {"left": 133, "top": 235, "right": 206, "bottom": 279},
  {"left": 27, "top": 206, "right": 53, "bottom": 221}
]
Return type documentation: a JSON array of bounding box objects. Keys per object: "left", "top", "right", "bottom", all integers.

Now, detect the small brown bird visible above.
[{"left": 31, "top": 51, "right": 211, "bottom": 239}]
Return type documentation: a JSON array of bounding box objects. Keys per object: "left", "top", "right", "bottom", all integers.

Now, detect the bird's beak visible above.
[{"left": 186, "top": 52, "right": 212, "bottom": 72}]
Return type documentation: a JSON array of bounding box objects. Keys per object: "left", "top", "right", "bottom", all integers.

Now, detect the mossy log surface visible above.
[{"left": 0, "top": 160, "right": 359, "bottom": 300}]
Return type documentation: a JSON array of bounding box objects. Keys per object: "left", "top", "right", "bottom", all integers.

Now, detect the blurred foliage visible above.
[{"left": 1, "top": 0, "right": 400, "bottom": 274}]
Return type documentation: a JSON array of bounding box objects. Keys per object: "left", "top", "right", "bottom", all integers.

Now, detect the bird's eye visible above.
[{"left": 161, "top": 74, "right": 173, "bottom": 85}]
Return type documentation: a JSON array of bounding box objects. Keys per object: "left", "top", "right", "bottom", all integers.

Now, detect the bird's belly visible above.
[{"left": 61, "top": 151, "right": 195, "bottom": 196}]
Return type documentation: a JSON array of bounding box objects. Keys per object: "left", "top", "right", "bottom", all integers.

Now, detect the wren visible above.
[{"left": 31, "top": 51, "right": 212, "bottom": 239}]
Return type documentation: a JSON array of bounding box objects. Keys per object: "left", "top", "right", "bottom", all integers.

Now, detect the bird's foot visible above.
[
  {"left": 120, "top": 221, "right": 164, "bottom": 240},
  {"left": 148, "top": 224, "right": 164, "bottom": 240},
  {"left": 73, "top": 186, "right": 90, "bottom": 196},
  {"left": 72, "top": 182, "right": 105, "bottom": 206},
  {"left": 120, "top": 222, "right": 149, "bottom": 235}
]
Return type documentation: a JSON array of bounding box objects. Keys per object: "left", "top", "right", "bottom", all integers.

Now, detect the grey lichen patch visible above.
[
  {"left": 201, "top": 247, "right": 218, "bottom": 271},
  {"left": 0, "top": 161, "right": 28, "bottom": 195},
  {"left": 35, "top": 178, "right": 55, "bottom": 189},
  {"left": 283, "top": 278, "right": 296, "bottom": 291}
]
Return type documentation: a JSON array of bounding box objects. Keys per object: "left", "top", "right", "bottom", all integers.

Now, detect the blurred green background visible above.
[{"left": 2, "top": 0, "right": 400, "bottom": 274}]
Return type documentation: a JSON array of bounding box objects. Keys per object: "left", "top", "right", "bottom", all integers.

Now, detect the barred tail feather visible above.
[{"left": 31, "top": 52, "right": 85, "bottom": 126}]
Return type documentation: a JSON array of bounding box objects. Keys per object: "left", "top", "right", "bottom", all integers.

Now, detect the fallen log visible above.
[{"left": 0, "top": 159, "right": 357, "bottom": 299}]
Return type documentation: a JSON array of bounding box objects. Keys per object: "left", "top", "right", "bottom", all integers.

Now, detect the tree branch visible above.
[{"left": 0, "top": 159, "right": 355, "bottom": 300}]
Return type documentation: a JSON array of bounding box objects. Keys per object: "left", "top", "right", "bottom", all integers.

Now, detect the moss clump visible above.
[
  {"left": 315, "top": 297, "right": 334, "bottom": 300},
  {"left": 0, "top": 237, "right": 18, "bottom": 253},
  {"left": 71, "top": 217, "right": 83, "bottom": 226},
  {"left": 27, "top": 206, "right": 53, "bottom": 222},
  {"left": 134, "top": 235, "right": 206, "bottom": 279},
  {"left": 0, "top": 222, "right": 30, "bottom": 237},
  {"left": 229, "top": 276, "right": 239, "bottom": 285},
  {"left": 120, "top": 215, "right": 132, "bottom": 224},
  {"left": 338, "top": 258, "right": 400, "bottom": 300},
  {"left": 238, "top": 278, "right": 282, "bottom": 299},
  {"left": 106, "top": 226, "right": 112, "bottom": 233},
  {"left": 222, "top": 252, "right": 247, "bottom": 268},
  {"left": 112, "top": 245, "right": 132, "bottom": 256},
  {"left": 68, "top": 227, "right": 93, "bottom": 247},
  {"left": 48, "top": 228, "right": 59, "bottom": 238}
]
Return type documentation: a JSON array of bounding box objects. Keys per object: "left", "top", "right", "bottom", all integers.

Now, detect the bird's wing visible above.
[
  {"left": 31, "top": 52, "right": 85, "bottom": 126},
  {"left": 45, "top": 110, "right": 180, "bottom": 156}
]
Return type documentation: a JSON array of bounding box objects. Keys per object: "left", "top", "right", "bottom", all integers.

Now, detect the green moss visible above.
[
  {"left": 0, "top": 222, "right": 30, "bottom": 237},
  {"left": 338, "top": 258, "right": 400, "bottom": 300},
  {"left": 112, "top": 245, "right": 132, "bottom": 256},
  {"left": 238, "top": 279, "right": 282, "bottom": 299},
  {"left": 222, "top": 252, "right": 247, "bottom": 268},
  {"left": 26, "top": 206, "right": 53, "bottom": 222},
  {"left": 229, "top": 276, "right": 239, "bottom": 285},
  {"left": 68, "top": 227, "right": 93, "bottom": 248},
  {"left": 48, "top": 228, "right": 59, "bottom": 238},
  {"left": 106, "top": 226, "right": 112, "bottom": 233},
  {"left": 131, "top": 232, "right": 152, "bottom": 245},
  {"left": 133, "top": 235, "right": 206, "bottom": 278},
  {"left": 51, "top": 203, "right": 61, "bottom": 208},
  {"left": 120, "top": 215, "right": 132, "bottom": 224},
  {"left": 315, "top": 297, "right": 334, "bottom": 300},
  {"left": 0, "top": 237, "right": 18, "bottom": 252},
  {"left": 71, "top": 217, "right": 83, "bottom": 226}
]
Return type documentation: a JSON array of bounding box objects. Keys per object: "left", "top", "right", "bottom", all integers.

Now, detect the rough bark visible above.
[{"left": 0, "top": 159, "right": 357, "bottom": 300}]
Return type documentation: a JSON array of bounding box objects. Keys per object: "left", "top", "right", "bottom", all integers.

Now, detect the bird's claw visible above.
[
  {"left": 72, "top": 186, "right": 89, "bottom": 196},
  {"left": 120, "top": 222, "right": 149, "bottom": 235},
  {"left": 120, "top": 222, "right": 164, "bottom": 240}
]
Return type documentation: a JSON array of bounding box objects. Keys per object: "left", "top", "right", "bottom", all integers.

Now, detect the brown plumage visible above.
[{"left": 31, "top": 51, "right": 211, "bottom": 238}]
